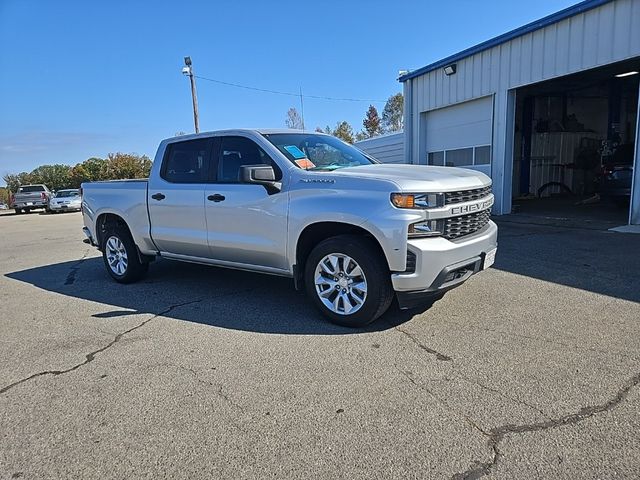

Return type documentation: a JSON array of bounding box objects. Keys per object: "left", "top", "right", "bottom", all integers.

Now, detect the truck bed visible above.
[{"left": 81, "top": 179, "right": 152, "bottom": 251}]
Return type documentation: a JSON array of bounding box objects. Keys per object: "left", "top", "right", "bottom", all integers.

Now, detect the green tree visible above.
[
  {"left": 363, "top": 104, "right": 383, "bottom": 138},
  {"left": 285, "top": 107, "right": 304, "bottom": 130},
  {"left": 105, "top": 153, "right": 152, "bottom": 179},
  {"left": 0, "top": 187, "right": 10, "bottom": 205},
  {"left": 355, "top": 131, "right": 368, "bottom": 142},
  {"left": 80, "top": 157, "right": 108, "bottom": 181},
  {"left": 69, "top": 164, "right": 91, "bottom": 188},
  {"left": 382, "top": 93, "right": 403, "bottom": 133},
  {"left": 332, "top": 121, "right": 355, "bottom": 144},
  {"left": 29, "top": 164, "right": 73, "bottom": 191}
]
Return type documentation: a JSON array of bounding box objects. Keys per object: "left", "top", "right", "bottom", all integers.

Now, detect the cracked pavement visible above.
[{"left": 1, "top": 211, "right": 639, "bottom": 479}]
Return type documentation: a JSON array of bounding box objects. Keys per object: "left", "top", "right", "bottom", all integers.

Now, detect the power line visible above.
[{"left": 193, "top": 74, "right": 386, "bottom": 104}]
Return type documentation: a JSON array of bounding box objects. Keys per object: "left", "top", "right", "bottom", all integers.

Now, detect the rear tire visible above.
[
  {"left": 101, "top": 224, "right": 148, "bottom": 283},
  {"left": 14, "top": 208, "right": 22, "bottom": 215},
  {"left": 304, "top": 235, "right": 393, "bottom": 327}
]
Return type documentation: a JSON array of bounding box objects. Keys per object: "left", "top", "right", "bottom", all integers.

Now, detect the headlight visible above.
[
  {"left": 390, "top": 193, "right": 444, "bottom": 209},
  {"left": 408, "top": 219, "right": 444, "bottom": 238}
]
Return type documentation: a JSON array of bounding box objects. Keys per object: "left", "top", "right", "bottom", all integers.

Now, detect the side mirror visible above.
[
  {"left": 241, "top": 165, "right": 281, "bottom": 193},
  {"left": 242, "top": 165, "right": 276, "bottom": 182}
]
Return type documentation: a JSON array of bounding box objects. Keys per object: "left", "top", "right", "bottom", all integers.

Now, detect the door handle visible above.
[
  {"left": 151, "top": 193, "right": 166, "bottom": 201},
  {"left": 207, "top": 194, "right": 226, "bottom": 202}
]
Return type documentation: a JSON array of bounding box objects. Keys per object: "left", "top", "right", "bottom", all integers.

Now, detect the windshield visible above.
[
  {"left": 55, "top": 190, "right": 80, "bottom": 198},
  {"left": 263, "top": 133, "right": 376, "bottom": 171}
]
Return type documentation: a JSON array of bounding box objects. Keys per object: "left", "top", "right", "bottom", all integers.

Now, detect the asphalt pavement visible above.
[{"left": 1, "top": 210, "right": 639, "bottom": 479}]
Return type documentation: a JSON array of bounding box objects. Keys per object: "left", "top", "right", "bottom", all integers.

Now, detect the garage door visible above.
[{"left": 424, "top": 95, "right": 493, "bottom": 176}]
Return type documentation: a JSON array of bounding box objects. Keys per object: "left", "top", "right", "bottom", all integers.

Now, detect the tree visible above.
[
  {"left": 69, "top": 164, "right": 91, "bottom": 188},
  {"left": 0, "top": 187, "right": 9, "bottom": 205},
  {"left": 285, "top": 107, "right": 304, "bottom": 130},
  {"left": 382, "top": 93, "right": 403, "bottom": 133},
  {"left": 80, "top": 157, "right": 108, "bottom": 181},
  {"left": 105, "top": 153, "right": 152, "bottom": 179},
  {"left": 332, "top": 121, "right": 355, "bottom": 144},
  {"left": 29, "top": 164, "right": 73, "bottom": 191},
  {"left": 355, "top": 131, "right": 368, "bottom": 142},
  {"left": 363, "top": 104, "right": 383, "bottom": 138}
]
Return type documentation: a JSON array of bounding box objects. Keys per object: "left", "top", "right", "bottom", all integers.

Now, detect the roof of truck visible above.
[{"left": 164, "top": 129, "right": 330, "bottom": 142}]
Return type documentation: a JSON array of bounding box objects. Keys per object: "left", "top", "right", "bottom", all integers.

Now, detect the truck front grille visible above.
[
  {"left": 443, "top": 209, "right": 491, "bottom": 240},
  {"left": 445, "top": 186, "right": 492, "bottom": 205}
]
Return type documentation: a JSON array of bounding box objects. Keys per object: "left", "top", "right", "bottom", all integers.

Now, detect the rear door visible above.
[
  {"left": 147, "top": 138, "right": 213, "bottom": 258},
  {"left": 204, "top": 135, "right": 288, "bottom": 270}
]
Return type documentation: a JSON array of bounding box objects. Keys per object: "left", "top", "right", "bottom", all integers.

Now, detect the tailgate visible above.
[{"left": 15, "top": 192, "right": 45, "bottom": 202}]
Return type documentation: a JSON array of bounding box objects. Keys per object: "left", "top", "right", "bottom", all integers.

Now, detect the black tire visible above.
[
  {"left": 304, "top": 235, "right": 393, "bottom": 327},
  {"left": 101, "top": 224, "right": 148, "bottom": 283},
  {"left": 14, "top": 208, "right": 22, "bottom": 215}
]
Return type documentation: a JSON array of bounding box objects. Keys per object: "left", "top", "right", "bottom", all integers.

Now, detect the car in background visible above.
[
  {"left": 598, "top": 143, "right": 634, "bottom": 207},
  {"left": 10, "top": 184, "right": 52, "bottom": 214},
  {"left": 48, "top": 189, "right": 82, "bottom": 213},
  {"left": 0, "top": 203, "right": 8, "bottom": 210}
]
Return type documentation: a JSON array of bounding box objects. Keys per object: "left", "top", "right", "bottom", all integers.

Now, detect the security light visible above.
[
  {"left": 182, "top": 66, "right": 191, "bottom": 75},
  {"left": 443, "top": 64, "right": 457, "bottom": 76},
  {"left": 615, "top": 71, "right": 639, "bottom": 78}
]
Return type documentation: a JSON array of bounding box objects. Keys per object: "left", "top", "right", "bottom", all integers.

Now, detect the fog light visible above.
[{"left": 408, "top": 220, "right": 444, "bottom": 238}]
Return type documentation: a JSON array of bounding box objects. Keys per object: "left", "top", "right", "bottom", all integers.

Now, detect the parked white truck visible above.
[{"left": 81, "top": 130, "right": 497, "bottom": 326}]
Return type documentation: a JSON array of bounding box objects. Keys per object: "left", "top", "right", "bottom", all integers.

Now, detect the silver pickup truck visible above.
[
  {"left": 81, "top": 129, "right": 497, "bottom": 327},
  {"left": 11, "top": 184, "right": 52, "bottom": 214}
]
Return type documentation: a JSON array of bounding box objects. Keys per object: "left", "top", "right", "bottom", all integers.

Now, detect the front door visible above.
[
  {"left": 205, "top": 135, "right": 288, "bottom": 270},
  {"left": 148, "top": 137, "right": 213, "bottom": 258}
]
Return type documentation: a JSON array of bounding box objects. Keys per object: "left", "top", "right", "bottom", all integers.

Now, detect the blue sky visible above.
[{"left": 0, "top": 0, "right": 577, "bottom": 184}]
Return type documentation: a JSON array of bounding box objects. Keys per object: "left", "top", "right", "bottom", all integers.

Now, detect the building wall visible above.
[
  {"left": 403, "top": 0, "right": 640, "bottom": 216},
  {"left": 354, "top": 132, "right": 405, "bottom": 164}
]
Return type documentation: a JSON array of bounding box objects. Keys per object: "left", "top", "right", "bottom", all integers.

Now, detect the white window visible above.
[{"left": 427, "top": 145, "right": 491, "bottom": 167}]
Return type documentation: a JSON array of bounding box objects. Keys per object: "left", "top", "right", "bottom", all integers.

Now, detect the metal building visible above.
[
  {"left": 400, "top": 0, "right": 640, "bottom": 225},
  {"left": 354, "top": 132, "right": 405, "bottom": 164}
]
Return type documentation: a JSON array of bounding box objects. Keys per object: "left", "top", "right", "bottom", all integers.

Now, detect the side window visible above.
[
  {"left": 161, "top": 139, "right": 211, "bottom": 183},
  {"left": 216, "top": 136, "right": 282, "bottom": 183}
]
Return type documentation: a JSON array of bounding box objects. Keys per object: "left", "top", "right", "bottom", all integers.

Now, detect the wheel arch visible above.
[
  {"left": 95, "top": 212, "right": 132, "bottom": 250},
  {"left": 96, "top": 212, "right": 155, "bottom": 264},
  {"left": 294, "top": 221, "right": 389, "bottom": 289}
]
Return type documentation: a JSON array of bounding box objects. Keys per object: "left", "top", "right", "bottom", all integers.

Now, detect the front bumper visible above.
[
  {"left": 392, "top": 221, "right": 498, "bottom": 308},
  {"left": 50, "top": 203, "right": 82, "bottom": 211}
]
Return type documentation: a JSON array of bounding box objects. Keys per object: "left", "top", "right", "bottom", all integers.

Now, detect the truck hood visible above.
[{"left": 331, "top": 164, "right": 491, "bottom": 192}]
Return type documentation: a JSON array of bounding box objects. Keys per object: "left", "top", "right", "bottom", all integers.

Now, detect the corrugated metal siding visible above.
[
  {"left": 355, "top": 132, "right": 405, "bottom": 164},
  {"left": 410, "top": 0, "right": 638, "bottom": 112},
  {"left": 405, "top": 0, "right": 640, "bottom": 214}
]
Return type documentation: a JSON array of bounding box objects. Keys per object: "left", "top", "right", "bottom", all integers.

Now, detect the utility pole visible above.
[
  {"left": 299, "top": 86, "right": 305, "bottom": 131},
  {"left": 183, "top": 56, "right": 200, "bottom": 133}
]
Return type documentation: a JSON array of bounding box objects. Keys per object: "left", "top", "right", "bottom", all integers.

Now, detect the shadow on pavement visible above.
[
  {"left": 5, "top": 257, "right": 427, "bottom": 335},
  {"left": 493, "top": 217, "right": 640, "bottom": 303}
]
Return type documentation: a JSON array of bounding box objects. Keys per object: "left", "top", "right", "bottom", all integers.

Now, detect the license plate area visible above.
[{"left": 483, "top": 248, "right": 497, "bottom": 270}]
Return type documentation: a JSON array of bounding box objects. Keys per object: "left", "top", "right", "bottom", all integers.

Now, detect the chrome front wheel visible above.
[{"left": 314, "top": 253, "right": 368, "bottom": 315}]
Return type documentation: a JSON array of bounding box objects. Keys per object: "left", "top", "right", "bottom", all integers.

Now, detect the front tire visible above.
[
  {"left": 304, "top": 235, "right": 393, "bottom": 327},
  {"left": 14, "top": 208, "right": 22, "bottom": 215},
  {"left": 101, "top": 225, "right": 148, "bottom": 283}
]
